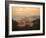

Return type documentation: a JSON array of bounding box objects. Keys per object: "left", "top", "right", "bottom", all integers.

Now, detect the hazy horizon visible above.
[{"left": 12, "top": 6, "right": 40, "bottom": 21}]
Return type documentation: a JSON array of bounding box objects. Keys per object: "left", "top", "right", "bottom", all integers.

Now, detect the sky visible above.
[
  {"left": 12, "top": 6, "right": 40, "bottom": 17},
  {"left": 11, "top": 4, "right": 40, "bottom": 20}
]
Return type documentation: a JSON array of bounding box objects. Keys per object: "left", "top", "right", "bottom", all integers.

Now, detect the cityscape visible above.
[{"left": 12, "top": 16, "right": 40, "bottom": 31}]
